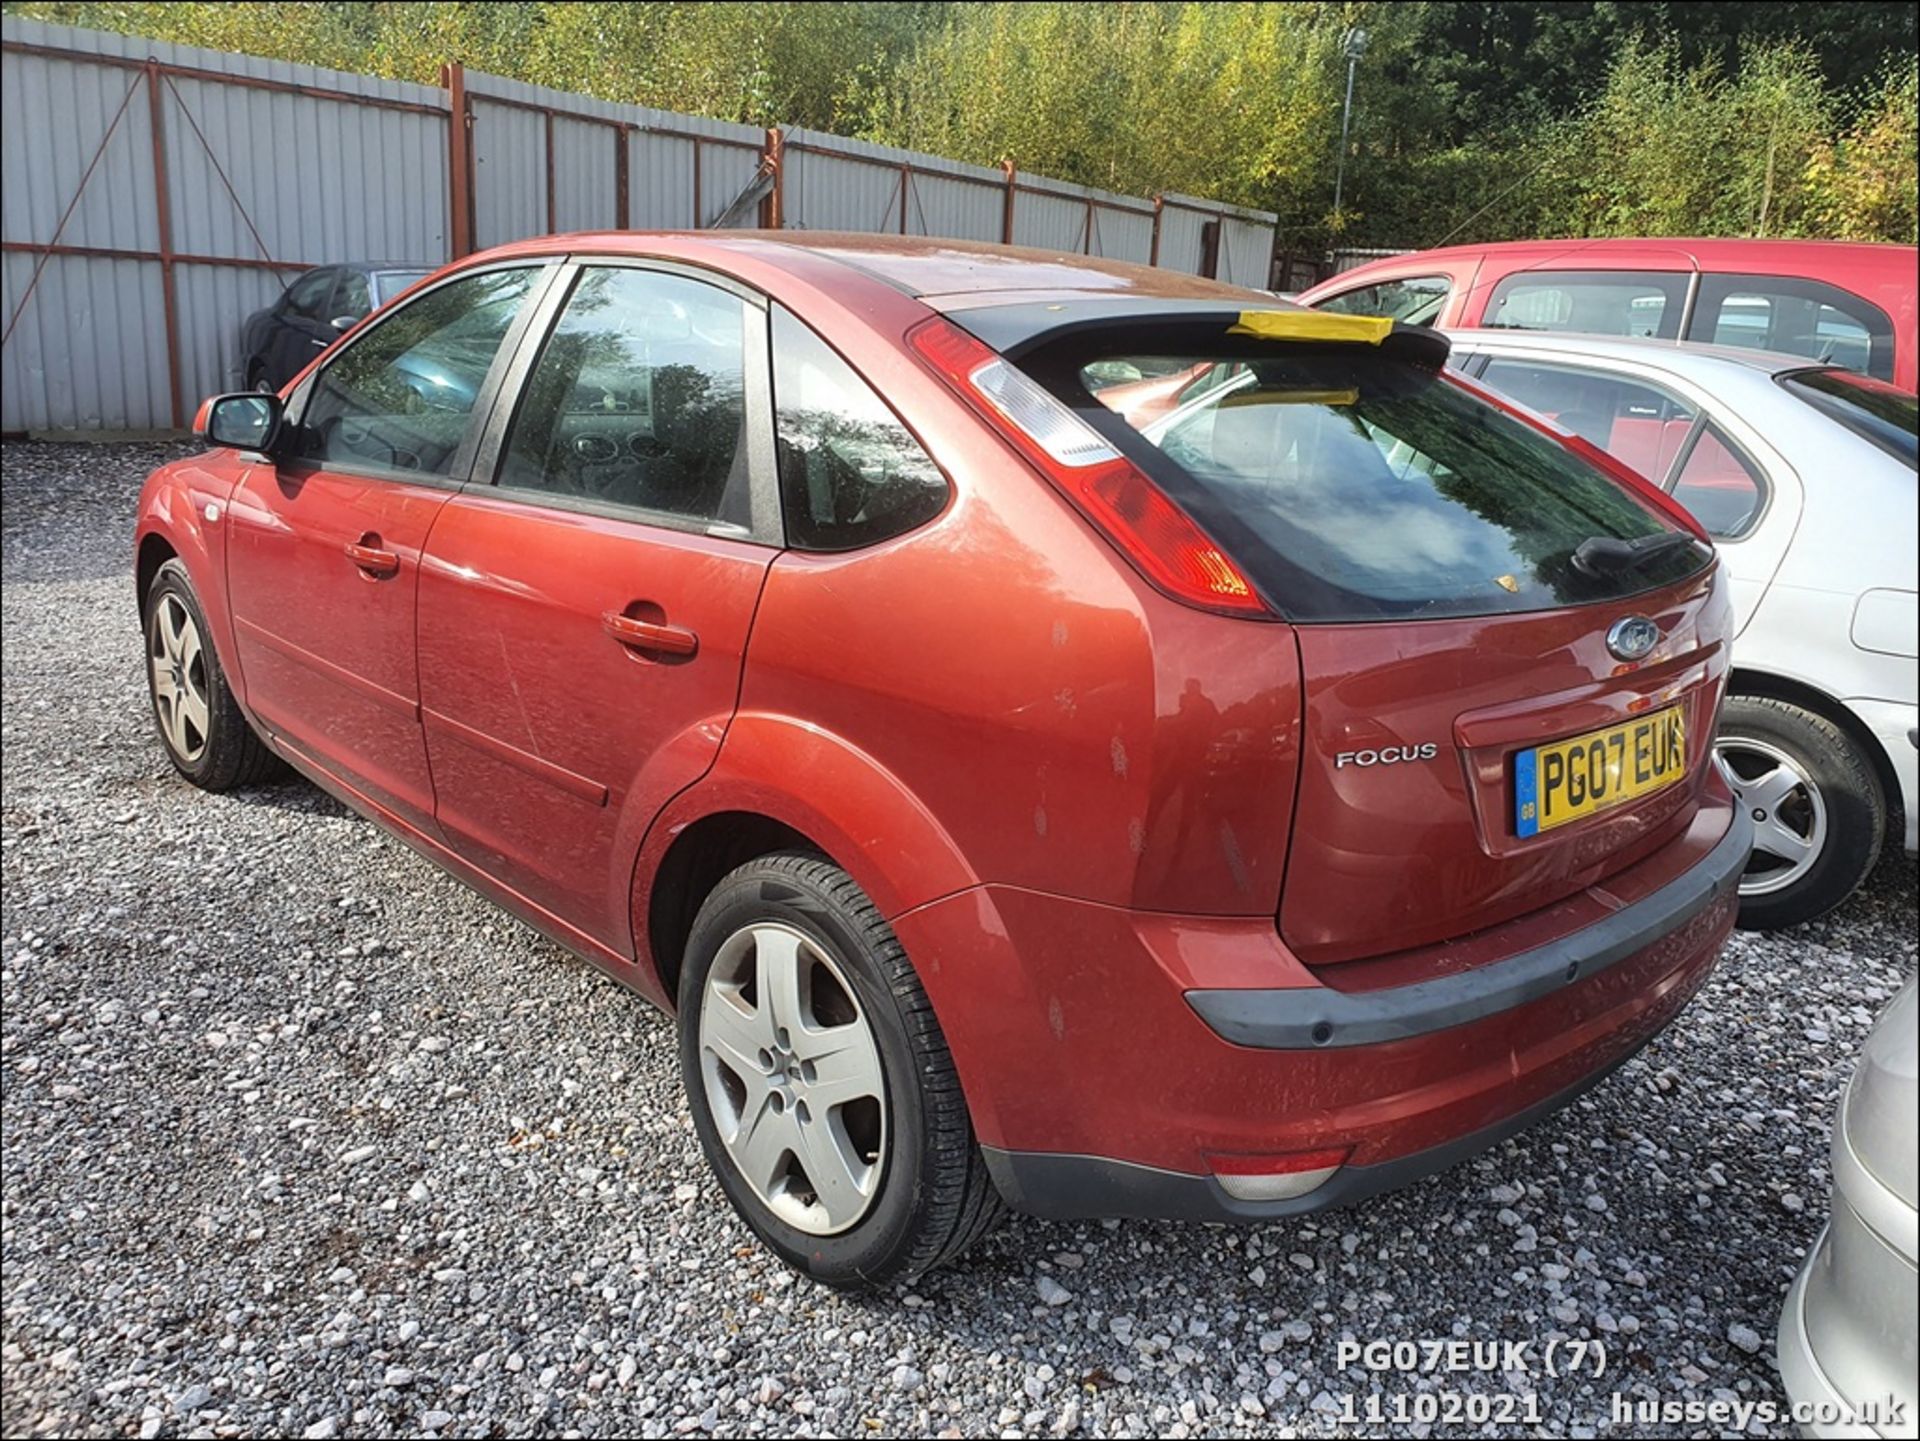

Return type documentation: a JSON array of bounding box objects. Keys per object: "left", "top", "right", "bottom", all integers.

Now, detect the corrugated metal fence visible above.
[{"left": 2, "top": 15, "right": 1279, "bottom": 434}]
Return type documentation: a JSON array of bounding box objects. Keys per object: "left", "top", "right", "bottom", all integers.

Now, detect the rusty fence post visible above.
[
  {"left": 614, "top": 122, "right": 630, "bottom": 230},
  {"left": 442, "top": 61, "right": 473, "bottom": 258},
  {"left": 1000, "top": 159, "right": 1016, "bottom": 245},
  {"left": 544, "top": 108, "right": 557, "bottom": 234},
  {"left": 759, "top": 128, "right": 785, "bottom": 229},
  {"left": 1149, "top": 196, "right": 1164, "bottom": 267},
  {"left": 146, "top": 59, "right": 185, "bottom": 430}
]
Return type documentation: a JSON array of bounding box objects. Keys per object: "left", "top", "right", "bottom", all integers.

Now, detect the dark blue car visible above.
[{"left": 239, "top": 262, "right": 432, "bottom": 393}]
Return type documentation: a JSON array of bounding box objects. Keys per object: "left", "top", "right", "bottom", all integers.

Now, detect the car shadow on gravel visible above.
[{"left": 217, "top": 776, "right": 360, "bottom": 822}]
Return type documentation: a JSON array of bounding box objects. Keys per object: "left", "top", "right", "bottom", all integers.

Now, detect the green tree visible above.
[{"left": 1804, "top": 61, "right": 1920, "bottom": 243}]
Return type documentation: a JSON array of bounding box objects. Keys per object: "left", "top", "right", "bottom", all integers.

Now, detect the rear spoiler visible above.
[{"left": 950, "top": 298, "right": 1450, "bottom": 371}]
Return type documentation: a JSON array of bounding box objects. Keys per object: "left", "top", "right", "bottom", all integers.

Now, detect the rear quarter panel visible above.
[
  {"left": 715, "top": 436, "right": 1303, "bottom": 920},
  {"left": 1733, "top": 429, "right": 1918, "bottom": 708}
]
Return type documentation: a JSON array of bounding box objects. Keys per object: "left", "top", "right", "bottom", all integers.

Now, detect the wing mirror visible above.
[
  {"left": 330, "top": 315, "right": 358, "bottom": 333},
  {"left": 195, "top": 392, "right": 284, "bottom": 454}
]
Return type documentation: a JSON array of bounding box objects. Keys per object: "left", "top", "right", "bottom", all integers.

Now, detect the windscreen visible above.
[
  {"left": 1780, "top": 368, "right": 1918, "bottom": 469},
  {"left": 1027, "top": 336, "right": 1711, "bottom": 622}
]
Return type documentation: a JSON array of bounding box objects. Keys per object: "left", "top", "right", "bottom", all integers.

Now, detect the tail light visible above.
[
  {"left": 908, "top": 318, "right": 1268, "bottom": 617},
  {"left": 1446, "top": 371, "right": 1711, "bottom": 543}
]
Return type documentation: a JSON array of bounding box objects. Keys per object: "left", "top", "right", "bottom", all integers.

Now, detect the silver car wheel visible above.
[
  {"left": 148, "top": 592, "right": 211, "bottom": 764},
  {"left": 698, "top": 921, "right": 887, "bottom": 1236},
  {"left": 1717, "top": 737, "right": 1828, "bottom": 897}
]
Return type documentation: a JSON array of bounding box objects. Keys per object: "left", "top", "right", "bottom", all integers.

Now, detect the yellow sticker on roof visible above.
[{"left": 1227, "top": 311, "right": 1393, "bottom": 344}]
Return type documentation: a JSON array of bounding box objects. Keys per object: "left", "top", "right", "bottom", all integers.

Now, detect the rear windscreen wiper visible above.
[{"left": 1571, "top": 530, "right": 1698, "bottom": 577}]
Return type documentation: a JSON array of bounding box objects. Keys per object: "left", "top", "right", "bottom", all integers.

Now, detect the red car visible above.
[
  {"left": 1298, "top": 237, "right": 1918, "bottom": 391},
  {"left": 137, "top": 234, "right": 1750, "bottom": 1289}
]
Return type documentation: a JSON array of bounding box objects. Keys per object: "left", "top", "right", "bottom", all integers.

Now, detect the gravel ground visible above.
[{"left": 3, "top": 438, "right": 1915, "bottom": 1441}]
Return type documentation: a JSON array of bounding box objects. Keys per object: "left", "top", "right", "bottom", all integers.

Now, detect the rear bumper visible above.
[
  {"left": 893, "top": 801, "right": 1747, "bottom": 1222},
  {"left": 1188, "top": 807, "right": 1750, "bottom": 1050},
  {"left": 984, "top": 1046, "right": 1643, "bottom": 1222}
]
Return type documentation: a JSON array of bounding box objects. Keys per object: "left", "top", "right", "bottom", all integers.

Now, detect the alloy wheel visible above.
[
  {"left": 148, "top": 593, "right": 211, "bottom": 763},
  {"left": 698, "top": 922, "right": 887, "bottom": 1236},
  {"left": 1716, "top": 737, "right": 1828, "bottom": 897}
]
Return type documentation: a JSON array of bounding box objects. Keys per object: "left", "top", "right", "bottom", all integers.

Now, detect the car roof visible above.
[
  {"left": 1439, "top": 327, "right": 1819, "bottom": 378},
  {"left": 1342, "top": 236, "right": 1902, "bottom": 267},
  {"left": 477, "top": 230, "right": 1268, "bottom": 306}
]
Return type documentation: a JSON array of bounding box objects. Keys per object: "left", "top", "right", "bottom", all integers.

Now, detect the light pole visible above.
[{"left": 1332, "top": 26, "right": 1368, "bottom": 218}]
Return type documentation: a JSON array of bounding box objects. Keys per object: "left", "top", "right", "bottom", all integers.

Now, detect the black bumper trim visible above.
[
  {"left": 984, "top": 1047, "right": 1644, "bottom": 1223},
  {"left": 1186, "top": 808, "right": 1750, "bottom": 1050}
]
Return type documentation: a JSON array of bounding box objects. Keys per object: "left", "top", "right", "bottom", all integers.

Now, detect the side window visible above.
[
  {"left": 771, "top": 306, "right": 948, "bottom": 551},
  {"left": 294, "top": 266, "right": 536, "bottom": 479},
  {"left": 1317, "top": 275, "right": 1451, "bottom": 324},
  {"left": 1479, "top": 359, "right": 1698, "bottom": 482},
  {"left": 1485, "top": 271, "right": 1689, "bottom": 339},
  {"left": 498, "top": 267, "right": 751, "bottom": 530},
  {"left": 333, "top": 270, "right": 372, "bottom": 321},
  {"left": 283, "top": 268, "right": 335, "bottom": 320},
  {"left": 1689, "top": 274, "right": 1895, "bottom": 381},
  {"left": 1669, "top": 423, "right": 1768, "bottom": 539}
]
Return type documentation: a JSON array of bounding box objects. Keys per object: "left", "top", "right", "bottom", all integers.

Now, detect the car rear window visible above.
[
  {"left": 1020, "top": 330, "right": 1711, "bottom": 622},
  {"left": 1779, "top": 369, "right": 1918, "bottom": 469}
]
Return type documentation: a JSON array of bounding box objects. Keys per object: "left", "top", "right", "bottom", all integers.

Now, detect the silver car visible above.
[
  {"left": 1446, "top": 331, "right": 1919, "bottom": 929},
  {"left": 1778, "top": 980, "right": 1917, "bottom": 1438}
]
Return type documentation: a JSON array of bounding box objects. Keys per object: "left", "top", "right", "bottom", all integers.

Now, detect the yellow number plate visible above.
[{"left": 1515, "top": 706, "right": 1686, "bottom": 837}]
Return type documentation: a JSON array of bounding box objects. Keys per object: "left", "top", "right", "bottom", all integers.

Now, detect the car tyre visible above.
[
  {"left": 246, "top": 361, "right": 275, "bottom": 394},
  {"left": 144, "top": 558, "right": 282, "bottom": 791},
  {"left": 1717, "top": 696, "right": 1884, "bottom": 931},
  {"left": 678, "top": 851, "right": 1002, "bottom": 1290}
]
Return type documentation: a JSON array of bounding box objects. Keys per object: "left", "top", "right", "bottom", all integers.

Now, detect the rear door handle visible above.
[
  {"left": 344, "top": 540, "right": 400, "bottom": 578},
  {"left": 602, "top": 611, "right": 699, "bottom": 657}
]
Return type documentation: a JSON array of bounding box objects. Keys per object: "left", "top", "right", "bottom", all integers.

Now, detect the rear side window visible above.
[
  {"left": 1478, "top": 359, "right": 1698, "bottom": 483},
  {"left": 771, "top": 306, "right": 948, "bottom": 550},
  {"left": 1316, "top": 275, "right": 1451, "bottom": 324},
  {"left": 1485, "top": 271, "right": 1689, "bottom": 340},
  {"left": 1690, "top": 275, "right": 1895, "bottom": 381},
  {"left": 1669, "top": 424, "right": 1768, "bottom": 538},
  {"left": 1038, "top": 334, "right": 1709, "bottom": 622}
]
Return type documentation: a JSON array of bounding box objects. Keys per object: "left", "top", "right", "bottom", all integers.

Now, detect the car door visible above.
[
  {"left": 267, "top": 268, "right": 340, "bottom": 388},
  {"left": 416, "top": 261, "right": 781, "bottom": 953},
  {"left": 225, "top": 262, "right": 555, "bottom": 832}
]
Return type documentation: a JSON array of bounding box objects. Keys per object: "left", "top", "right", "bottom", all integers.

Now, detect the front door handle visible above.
[
  {"left": 310, "top": 338, "right": 328, "bottom": 349},
  {"left": 344, "top": 539, "right": 400, "bottom": 578},
  {"left": 603, "top": 610, "right": 699, "bottom": 658}
]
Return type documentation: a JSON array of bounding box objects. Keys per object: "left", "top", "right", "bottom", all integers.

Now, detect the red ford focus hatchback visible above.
[{"left": 136, "top": 234, "right": 1751, "bottom": 1288}]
